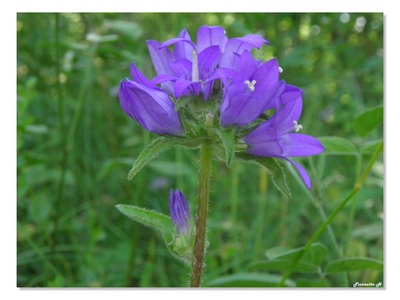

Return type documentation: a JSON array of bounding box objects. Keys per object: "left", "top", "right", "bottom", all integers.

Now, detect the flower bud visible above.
[{"left": 169, "top": 189, "right": 190, "bottom": 234}]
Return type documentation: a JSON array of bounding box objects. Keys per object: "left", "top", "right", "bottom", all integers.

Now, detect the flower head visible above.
[
  {"left": 146, "top": 26, "right": 268, "bottom": 100},
  {"left": 243, "top": 85, "right": 325, "bottom": 189},
  {"left": 169, "top": 189, "right": 190, "bottom": 234}
]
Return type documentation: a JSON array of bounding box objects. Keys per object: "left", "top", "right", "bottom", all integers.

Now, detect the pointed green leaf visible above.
[
  {"left": 127, "top": 136, "right": 207, "bottom": 180},
  {"left": 214, "top": 128, "right": 235, "bottom": 167},
  {"left": 206, "top": 272, "right": 295, "bottom": 287},
  {"left": 325, "top": 257, "right": 383, "bottom": 273},
  {"left": 115, "top": 204, "right": 192, "bottom": 265},
  {"left": 354, "top": 105, "right": 383, "bottom": 137},
  {"left": 115, "top": 204, "right": 173, "bottom": 239},
  {"left": 236, "top": 153, "right": 291, "bottom": 198},
  {"left": 127, "top": 137, "right": 175, "bottom": 180},
  {"left": 318, "top": 136, "right": 358, "bottom": 155}
]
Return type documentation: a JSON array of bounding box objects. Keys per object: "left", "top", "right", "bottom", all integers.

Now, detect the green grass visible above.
[{"left": 17, "top": 13, "right": 383, "bottom": 287}]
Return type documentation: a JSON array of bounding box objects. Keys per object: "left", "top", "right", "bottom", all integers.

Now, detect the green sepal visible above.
[
  {"left": 236, "top": 153, "right": 291, "bottom": 199},
  {"left": 115, "top": 204, "right": 193, "bottom": 265},
  {"left": 213, "top": 128, "right": 235, "bottom": 168}
]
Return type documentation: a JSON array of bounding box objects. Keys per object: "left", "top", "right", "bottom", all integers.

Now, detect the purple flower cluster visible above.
[{"left": 119, "top": 25, "right": 324, "bottom": 189}]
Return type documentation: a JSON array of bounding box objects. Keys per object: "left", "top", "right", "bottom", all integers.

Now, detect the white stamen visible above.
[
  {"left": 192, "top": 50, "right": 199, "bottom": 82},
  {"left": 278, "top": 67, "right": 283, "bottom": 73},
  {"left": 244, "top": 79, "right": 257, "bottom": 92},
  {"left": 293, "top": 120, "right": 303, "bottom": 132}
]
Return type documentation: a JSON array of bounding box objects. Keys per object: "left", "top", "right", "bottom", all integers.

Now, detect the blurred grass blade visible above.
[
  {"left": 325, "top": 257, "right": 383, "bottom": 273},
  {"left": 318, "top": 136, "right": 358, "bottom": 155},
  {"left": 265, "top": 242, "right": 328, "bottom": 266},
  {"left": 353, "top": 105, "right": 383, "bottom": 137},
  {"left": 361, "top": 140, "right": 383, "bottom": 154},
  {"left": 251, "top": 260, "right": 318, "bottom": 274},
  {"left": 97, "top": 157, "right": 132, "bottom": 180},
  {"left": 104, "top": 19, "right": 143, "bottom": 40},
  {"left": 206, "top": 272, "right": 296, "bottom": 287},
  {"left": 250, "top": 243, "right": 327, "bottom": 274},
  {"left": 236, "top": 153, "right": 291, "bottom": 198}
]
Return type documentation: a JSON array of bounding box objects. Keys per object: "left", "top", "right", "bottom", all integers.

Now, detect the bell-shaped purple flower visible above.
[
  {"left": 119, "top": 63, "right": 183, "bottom": 136},
  {"left": 242, "top": 85, "right": 325, "bottom": 189},
  {"left": 146, "top": 26, "right": 268, "bottom": 100},
  {"left": 218, "top": 51, "right": 285, "bottom": 127},
  {"left": 169, "top": 189, "right": 190, "bottom": 234}
]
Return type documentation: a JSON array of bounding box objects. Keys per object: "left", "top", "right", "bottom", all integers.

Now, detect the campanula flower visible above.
[
  {"left": 169, "top": 189, "right": 190, "bottom": 234},
  {"left": 119, "top": 63, "right": 183, "bottom": 136},
  {"left": 217, "top": 50, "right": 285, "bottom": 127},
  {"left": 242, "top": 85, "right": 325, "bottom": 189},
  {"left": 146, "top": 26, "right": 268, "bottom": 100}
]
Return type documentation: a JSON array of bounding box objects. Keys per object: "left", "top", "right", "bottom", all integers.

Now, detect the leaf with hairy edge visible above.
[
  {"left": 127, "top": 137, "right": 175, "bottom": 180},
  {"left": 127, "top": 136, "right": 208, "bottom": 180},
  {"left": 236, "top": 153, "right": 291, "bottom": 198},
  {"left": 115, "top": 204, "right": 192, "bottom": 265}
]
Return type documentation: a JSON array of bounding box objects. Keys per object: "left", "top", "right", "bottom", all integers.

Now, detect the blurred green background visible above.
[{"left": 17, "top": 13, "right": 383, "bottom": 287}]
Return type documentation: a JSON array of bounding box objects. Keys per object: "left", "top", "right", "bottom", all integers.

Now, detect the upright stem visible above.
[{"left": 190, "top": 142, "right": 213, "bottom": 287}]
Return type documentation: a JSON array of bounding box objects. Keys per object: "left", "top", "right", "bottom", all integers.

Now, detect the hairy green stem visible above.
[
  {"left": 278, "top": 141, "right": 383, "bottom": 287},
  {"left": 190, "top": 143, "right": 213, "bottom": 287}
]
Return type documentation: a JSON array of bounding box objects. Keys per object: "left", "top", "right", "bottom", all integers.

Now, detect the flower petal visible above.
[
  {"left": 281, "top": 158, "right": 312, "bottom": 189},
  {"left": 174, "top": 79, "right": 202, "bottom": 99},
  {"left": 268, "top": 86, "right": 303, "bottom": 132},
  {"left": 251, "top": 58, "right": 279, "bottom": 97},
  {"left": 196, "top": 25, "right": 228, "bottom": 53},
  {"left": 119, "top": 79, "right": 183, "bottom": 135},
  {"left": 160, "top": 37, "right": 196, "bottom": 51},
  {"left": 147, "top": 40, "right": 175, "bottom": 93},
  {"left": 173, "top": 29, "right": 193, "bottom": 60},
  {"left": 147, "top": 40, "right": 174, "bottom": 75},
  {"left": 198, "top": 45, "right": 220, "bottom": 80},
  {"left": 130, "top": 63, "right": 153, "bottom": 87},
  {"left": 170, "top": 59, "right": 192, "bottom": 79},
  {"left": 279, "top": 134, "right": 325, "bottom": 157},
  {"left": 219, "top": 34, "right": 268, "bottom": 68}
]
